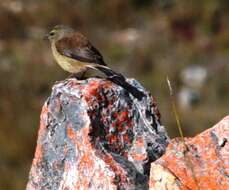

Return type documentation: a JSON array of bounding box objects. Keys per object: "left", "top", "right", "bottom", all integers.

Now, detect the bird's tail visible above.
[{"left": 94, "top": 65, "right": 145, "bottom": 100}]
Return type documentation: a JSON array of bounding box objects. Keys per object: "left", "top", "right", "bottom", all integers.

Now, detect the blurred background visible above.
[{"left": 0, "top": 0, "right": 228, "bottom": 189}]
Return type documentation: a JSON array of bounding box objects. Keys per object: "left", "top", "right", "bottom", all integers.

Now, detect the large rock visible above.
[
  {"left": 26, "top": 78, "right": 169, "bottom": 190},
  {"left": 149, "top": 115, "right": 229, "bottom": 190}
]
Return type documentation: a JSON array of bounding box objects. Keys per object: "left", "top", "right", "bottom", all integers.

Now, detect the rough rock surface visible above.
[
  {"left": 149, "top": 115, "right": 229, "bottom": 190},
  {"left": 26, "top": 78, "right": 169, "bottom": 190}
]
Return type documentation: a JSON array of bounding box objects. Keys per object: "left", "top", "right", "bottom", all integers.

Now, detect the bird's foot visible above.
[{"left": 68, "top": 73, "right": 87, "bottom": 80}]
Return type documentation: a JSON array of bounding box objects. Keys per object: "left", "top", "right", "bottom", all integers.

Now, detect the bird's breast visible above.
[{"left": 51, "top": 43, "right": 87, "bottom": 73}]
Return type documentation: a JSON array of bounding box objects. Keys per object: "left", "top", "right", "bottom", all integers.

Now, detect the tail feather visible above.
[{"left": 95, "top": 66, "right": 145, "bottom": 100}]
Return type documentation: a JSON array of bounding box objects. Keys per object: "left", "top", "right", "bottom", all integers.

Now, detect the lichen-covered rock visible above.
[
  {"left": 149, "top": 115, "right": 229, "bottom": 190},
  {"left": 149, "top": 163, "right": 180, "bottom": 190},
  {"left": 26, "top": 78, "right": 169, "bottom": 190}
]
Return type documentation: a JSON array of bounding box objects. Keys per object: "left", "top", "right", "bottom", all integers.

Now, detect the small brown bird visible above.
[{"left": 46, "top": 25, "right": 144, "bottom": 100}]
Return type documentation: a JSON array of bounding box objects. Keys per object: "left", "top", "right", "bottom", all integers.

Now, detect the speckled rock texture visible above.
[
  {"left": 26, "top": 78, "right": 169, "bottom": 190},
  {"left": 149, "top": 115, "right": 229, "bottom": 190}
]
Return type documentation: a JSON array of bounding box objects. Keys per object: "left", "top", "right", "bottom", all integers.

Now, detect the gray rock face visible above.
[{"left": 26, "top": 78, "right": 169, "bottom": 190}]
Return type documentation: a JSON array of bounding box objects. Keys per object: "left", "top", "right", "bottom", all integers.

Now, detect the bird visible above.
[{"left": 45, "top": 25, "right": 145, "bottom": 100}]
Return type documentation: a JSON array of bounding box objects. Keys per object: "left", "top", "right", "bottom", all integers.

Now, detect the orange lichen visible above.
[
  {"left": 27, "top": 78, "right": 166, "bottom": 190},
  {"left": 135, "top": 136, "right": 144, "bottom": 147},
  {"left": 39, "top": 104, "right": 49, "bottom": 133},
  {"left": 67, "top": 126, "right": 76, "bottom": 140},
  {"left": 152, "top": 116, "right": 229, "bottom": 190},
  {"left": 79, "top": 153, "right": 94, "bottom": 169},
  {"left": 130, "top": 152, "right": 147, "bottom": 161},
  {"left": 32, "top": 144, "right": 43, "bottom": 165}
]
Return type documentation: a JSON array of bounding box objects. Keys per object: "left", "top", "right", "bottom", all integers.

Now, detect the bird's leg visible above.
[
  {"left": 68, "top": 73, "right": 76, "bottom": 79},
  {"left": 77, "top": 70, "right": 87, "bottom": 80},
  {"left": 68, "top": 70, "right": 87, "bottom": 80}
]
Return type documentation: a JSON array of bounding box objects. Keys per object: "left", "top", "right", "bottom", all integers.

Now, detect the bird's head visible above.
[{"left": 45, "top": 25, "right": 74, "bottom": 42}]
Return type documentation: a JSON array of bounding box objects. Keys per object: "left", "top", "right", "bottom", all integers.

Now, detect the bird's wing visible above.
[{"left": 55, "top": 33, "right": 106, "bottom": 66}]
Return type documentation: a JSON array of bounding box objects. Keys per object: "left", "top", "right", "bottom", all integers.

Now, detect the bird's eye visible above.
[{"left": 49, "top": 31, "right": 55, "bottom": 36}]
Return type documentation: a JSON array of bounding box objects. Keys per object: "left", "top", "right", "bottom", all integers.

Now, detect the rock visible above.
[
  {"left": 26, "top": 78, "right": 169, "bottom": 190},
  {"left": 149, "top": 163, "right": 180, "bottom": 190},
  {"left": 149, "top": 115, "right": 229, "bottom": 190}
]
